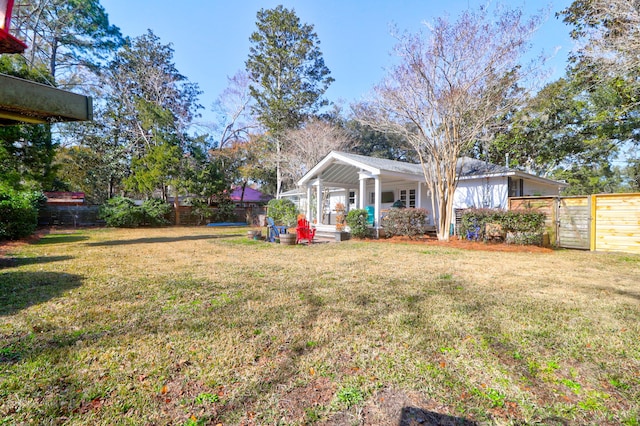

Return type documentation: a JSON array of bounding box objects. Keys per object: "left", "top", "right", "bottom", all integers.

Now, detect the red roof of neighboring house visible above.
[
  {"left": 44, "top": 192, "right": 85, "bottom": 205},
  {"left": 230, "top": 186, "right": 271, "bottom": 203}
]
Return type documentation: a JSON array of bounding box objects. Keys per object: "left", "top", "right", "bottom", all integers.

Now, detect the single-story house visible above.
[
  {"left": 285, "top": 151, "right": 567, "bottom": 233},
  {"left": 230, "top": 186, "right": 272, "bottom": 207}
]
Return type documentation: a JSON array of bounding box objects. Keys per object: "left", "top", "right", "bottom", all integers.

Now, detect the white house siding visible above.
[
  {"left": 522, "top": 180, "right": 560, "bottom": 197},
  {"left": 454, "top": 177, "right": 508, "bottom": 210}
]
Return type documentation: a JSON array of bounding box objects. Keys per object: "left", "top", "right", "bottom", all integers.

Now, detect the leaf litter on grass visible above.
[{"left": 1, "top": 227, "right": 640, "bottom": 424}]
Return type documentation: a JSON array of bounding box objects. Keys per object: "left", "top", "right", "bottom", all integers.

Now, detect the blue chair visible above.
[{"left": 266, "top": 217, "right": 287, "bottom": 242}]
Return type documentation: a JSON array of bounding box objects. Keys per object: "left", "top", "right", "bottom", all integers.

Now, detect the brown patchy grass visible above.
[{"left": 1, "top": 227, "right": 640, "bottom": 425}]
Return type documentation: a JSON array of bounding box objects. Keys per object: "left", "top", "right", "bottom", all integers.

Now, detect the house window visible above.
[
  {"left": 349, "top": 191, "right": 355, "bottom": 206},
  {"left": 508, "top": 177, "right": 523, "bottom": 197},
  {"left": 370, "top": 191, "right": 395, "bottom": 204},
  {"left": 399, "top": 189, "right": 416, "bottom": 208}
]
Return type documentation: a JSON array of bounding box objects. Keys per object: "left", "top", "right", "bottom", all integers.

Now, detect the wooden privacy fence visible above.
[
  {"left": 509, "top": 193, "right": 640, "bottom": 254},
  {"left": 39, "top": 205, "right": 267, "bottom": 228}
]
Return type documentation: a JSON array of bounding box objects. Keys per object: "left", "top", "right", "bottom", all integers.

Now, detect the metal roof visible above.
[{"left": 297, "top": 151, "right": 424, "bottom": 187}]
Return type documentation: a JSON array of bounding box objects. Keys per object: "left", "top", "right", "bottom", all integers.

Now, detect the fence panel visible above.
[
  {"left": 556, "top": 196, "right": 591, "bottom": 249},
  {"left": 39, "top": 205, "right": 103, "bottom": 227},
  {"left": 593, "top": 193, "right": 640, "bottom": 254}
]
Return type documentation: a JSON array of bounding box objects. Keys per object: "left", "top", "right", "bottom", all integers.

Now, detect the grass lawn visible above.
[{"left": 1, "top": 227, "right": 639, "bottom": 425}]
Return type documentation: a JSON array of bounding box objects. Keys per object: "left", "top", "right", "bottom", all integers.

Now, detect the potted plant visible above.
[{"left": 334, "top": 202, "right": 346, "bottom": 232}]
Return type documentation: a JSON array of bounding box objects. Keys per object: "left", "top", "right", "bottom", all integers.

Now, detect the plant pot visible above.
[
  {"left": 279, "top": 233, "right": 296, "bottom": 245},
  {"left": 335, "top": 231, "right": 350, "bottom": 242}
]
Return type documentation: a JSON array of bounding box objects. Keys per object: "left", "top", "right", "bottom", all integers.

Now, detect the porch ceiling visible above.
[{"left": 317, "top": 161, "right": 361, "bottom": 186}]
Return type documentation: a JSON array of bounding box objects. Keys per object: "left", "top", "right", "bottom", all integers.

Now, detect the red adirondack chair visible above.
[{"left": 296, "top": 219, "right": 315, "bottom": 245}]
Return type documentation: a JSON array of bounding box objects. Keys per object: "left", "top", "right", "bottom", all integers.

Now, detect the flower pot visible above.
[{"left": 279, "top": 233, "right": 296, "bottom": 245}]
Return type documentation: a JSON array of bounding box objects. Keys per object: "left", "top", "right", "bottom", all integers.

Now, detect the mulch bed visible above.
[
  {"left": 374, "top": 235, "right": 555, "bottom": 253},
  {"left": 0, "top": 228, "right": 50, "bottom": 257},
  {"left": 1, "top": 228, "right": 553, "bottom": 256}
]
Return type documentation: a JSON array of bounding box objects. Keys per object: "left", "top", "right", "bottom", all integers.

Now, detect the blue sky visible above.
[{"left": 102, "top": 0, "right": 575, "bottom": 124}]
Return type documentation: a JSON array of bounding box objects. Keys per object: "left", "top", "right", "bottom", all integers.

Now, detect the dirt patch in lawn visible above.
[
  {"left": 374, "top": 235, "right": 554, "bottom": 253},
  {"left": 322, "top": 388, "right": 478, "bottom": 426},
  {"left": 278, "top": 377, "right": 335, "bottom": 423}
]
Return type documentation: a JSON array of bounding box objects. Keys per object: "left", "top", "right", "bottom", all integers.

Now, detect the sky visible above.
[{"left": 102, "top": 0, "right": 575, "bottom": 126}]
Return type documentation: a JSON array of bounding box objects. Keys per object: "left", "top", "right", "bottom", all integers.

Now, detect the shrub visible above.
[
  {"left": 140, "top": 198, "right": 171, "bottom": 226},
  {"left": 0, "top": 186, "right": 45, "bottom": 240},
  {"left": 100, "top": 197, "right": 172, "bottom": 227},
  {"left": 267, "top": 198, "right": 298, "bottom": 227},
  {"left": 211, "top": 192, "right": 237, "bottom": 223},
  {"left": 346, "top": 209, "right": 369, "bottom": 238},
  {"left": 382, "top": 208, "right": 430, "bottom": 238},
  {"left": 99, "top": 197, "right": 143, "bottom": 227},
  {"left": 460, "top": 208, "right": 545, "bottom": 245},
  {"left": 188, "top": 198, "right": 212, "bottom": 225},
  {"left": 459, "top": 208, "right": 501, "bottom": 241}
]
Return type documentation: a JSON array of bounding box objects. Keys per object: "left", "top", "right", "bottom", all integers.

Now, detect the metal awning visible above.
[{"left": 0, "top": 73, "right": 93, "bottom": 125}]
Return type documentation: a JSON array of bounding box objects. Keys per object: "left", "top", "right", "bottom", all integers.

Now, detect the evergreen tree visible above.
[{"left": 246, "top": 5, "right": 333, "bottom": 196}]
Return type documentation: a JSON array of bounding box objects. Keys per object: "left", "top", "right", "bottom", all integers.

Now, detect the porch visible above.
[{"left": 294, "top": 151, "right": 434, "bottom": 232}]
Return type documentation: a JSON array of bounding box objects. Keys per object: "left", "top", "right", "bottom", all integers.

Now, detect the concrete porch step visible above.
[{"left": 313, "top": 224, "right": 351, "bottom": 242}]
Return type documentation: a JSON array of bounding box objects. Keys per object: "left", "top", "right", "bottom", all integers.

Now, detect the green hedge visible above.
[
  {"left": 382, "top": 208, "right": 430, "bottom": 238},
  {"left": 460, "top": 208, "right": 545, "bottom": 245},
  {"left": 99, "top": 197, "right": 171, "bottom": 227},
  {"left": 0, "top": 186, "right": 46, "bottom": 240}
]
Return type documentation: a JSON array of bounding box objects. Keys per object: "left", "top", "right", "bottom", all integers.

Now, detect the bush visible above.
[
  {"left": 0, "top": 186, "right": 45, "bottom": 240},
  {"left": 459, "top": 208, "right": 501, "bottom": 241},
  {"left": 459, "top": 208, "right": 545, "bottom": 245},
  {"left": 140, "top": 198, "right": 171, "bottom": 226},
  {"left": 267, "top": 198, "right": 298, "bottom": 227},
  {"left": 382, "top": 208, "right": 430, "bottom": 238},
  {"left": 211, "top": 192, "right": 237, "bottom": 223},
  {"left": 188, "top": 198, "right": 213, "bottom": 225},
  {"left": 99, "top": 197, "right": 143, "bottom": 227},
  {"left": 100, "top": 197, "right": 172, "bottom": 227},
  {"left": 346, "top": 209, "right": 369, "bottom": 238}
]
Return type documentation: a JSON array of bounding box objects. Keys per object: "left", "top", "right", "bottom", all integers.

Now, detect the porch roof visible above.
[{"left": 297, "top": 151, "right": 423, "bottom": 187}]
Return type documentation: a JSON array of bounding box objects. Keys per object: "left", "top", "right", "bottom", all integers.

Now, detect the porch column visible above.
[
  {"left": 358, "top": 172, "right": 367, "bottom": 209},
  {"left": 417, "top": 182, "right": 422, "bottom": 208},
  {"left": 316, "top": 178, "right": 323, "bottom": 225},
  {"left": 374, "top": 175, "right": 381, "bottom": 228},
  {"left": 345, "top": 189, "right": 350, "bottom": 214},
  {"left": 306, "top": 184, "right": 312, "bottom": 220}
]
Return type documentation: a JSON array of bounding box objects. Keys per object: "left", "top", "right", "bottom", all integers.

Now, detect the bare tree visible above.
[
  {"left": 356, "top": 5, "right": 544, "bottom": 240},
  {"left": 209, "top": 71, "right": 259, "bottom": 150},
  {"left": 282, "top": 118, "right": 354, "bottom": 186}
]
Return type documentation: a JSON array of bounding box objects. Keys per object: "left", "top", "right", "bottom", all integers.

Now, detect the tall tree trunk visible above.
[
  {"left": 276, "top": 138, "right": 282, "bottom": 198},
  {"left": 49, "top": 38, "right": 58, "bottom": 80},
  {"left": 174, "top": 187, "right": 180, "bottom": 225}
]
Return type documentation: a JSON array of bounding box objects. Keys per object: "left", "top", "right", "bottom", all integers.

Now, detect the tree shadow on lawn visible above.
[
  {"left": 35, "top": 234, "right": 89, "bottom": 245},
  {"left": 85, "top": 234, "right": 238, "bottom": 247},
  {"left": 0, "top": 255, "right": 73, "bottom": 269},
  {"left": 0, "top": 271, "right": 83, "bottom": 316}
]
